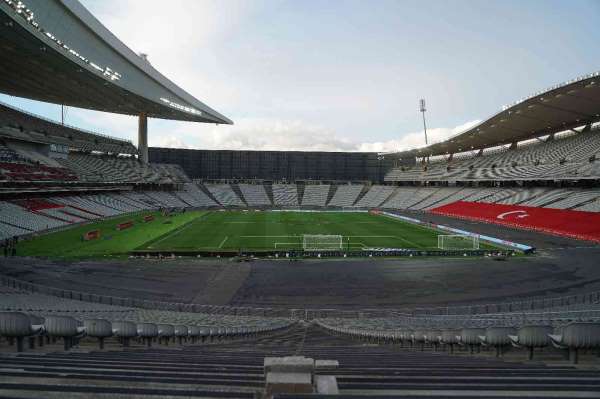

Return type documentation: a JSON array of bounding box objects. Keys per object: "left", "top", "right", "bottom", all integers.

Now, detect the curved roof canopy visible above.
[
  {"left": 0, "top": 0, "right": 232, "bottom": 124},
  {"left": 399, "top": 72, "right": 600, "bottom": 158}
]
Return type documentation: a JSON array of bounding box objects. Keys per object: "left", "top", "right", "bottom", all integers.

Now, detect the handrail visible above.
[{"left": 1, "top": 273, "right": 599, "bottom": 320}]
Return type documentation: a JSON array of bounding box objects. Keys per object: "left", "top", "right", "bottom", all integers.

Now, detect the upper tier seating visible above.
[
  {"left": 57, "top": 153, "right": 174, "bottom": 184},
  {"left": 272, "top": 184, "right": 299, "bottom": 206},
  {"left": 0, "top": 162, "right": 77, "bottom": 182},
  {"left": 301, "top": 184, "right": 330, "bottom": 207},
  {"left": 151, "top": 163, "right": 191, "bottom": 183},
  {"left": 328, "top": 184, "right": 363, "bottom": 207},
  {"left": 238, "top": 184, "right": 272, "bottom": 206},
  {"left": 385, "top": 128, "right": 600, "bottom": 182},
  {"left": 0, "top": 102, "right": 136, "bottom": 154},
  {"left": 0, "top": 140, "right": 27, "bottom": 163}
]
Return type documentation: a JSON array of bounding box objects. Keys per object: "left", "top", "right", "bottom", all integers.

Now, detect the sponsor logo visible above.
[{"left": 497, "top": 210, "right": 529, "bottom": 220}]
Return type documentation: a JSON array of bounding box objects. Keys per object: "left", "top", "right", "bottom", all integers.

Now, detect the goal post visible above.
[
  {"left": 302, "top": 234, "right": 343, "bottom": 251},
  {"left": 437, "top": 234, "right": 479, "bottom": 250}
]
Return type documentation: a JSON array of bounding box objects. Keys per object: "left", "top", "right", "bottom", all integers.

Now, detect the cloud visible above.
[
  {"left": 357, "top": 119, "right": 481, "bottom": 153},
  {"left": 55, "top": 96, "right": 481, "bottom": 154},
  {"left": 149, "top": 117, "right": 481, "bottom": 153},
  {"left": 151, "top": 135, "right": 192, "bottom": 149}
]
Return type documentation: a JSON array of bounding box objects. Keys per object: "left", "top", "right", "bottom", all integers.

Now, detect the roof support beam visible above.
[{"left": 138, "top": 113, "right": 148, "bottom": 164}]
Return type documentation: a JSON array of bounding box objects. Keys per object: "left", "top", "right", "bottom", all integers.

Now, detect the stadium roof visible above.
[
  {"left": 0, "top": 0, "right": 232, "bottom": 125},
  {"left": 397, "top": 72, "right": 600, "bottom": 158}
]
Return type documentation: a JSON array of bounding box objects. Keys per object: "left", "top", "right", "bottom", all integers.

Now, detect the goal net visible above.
[
  {"left": 303, "top": 234, "right": 343, "bottom": 251},
  {"left": 437, "top": 234, "right": 479, "bottom": 250}
]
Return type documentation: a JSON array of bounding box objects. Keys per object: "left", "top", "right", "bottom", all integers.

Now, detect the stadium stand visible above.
[
  {"left": 327, "top": 184, "right": 363, "bottom": 207},
  {"left": 174, "top": 183, "right": 219, "bottom": 208},
  {"left": 417, "top": 186, "right": 479, "bottom": 210},
  {"left": 385, "top": 127, "right": 600, "bottom": 182},
  {"left": 205, "top": 184, "right": 246, "bottom": 207},
  {"left": 300, "top": 184, "right": 330, "bottom": 207},
  {"left": 0, "top": 201, "right": 65, "bottom": 233},
  {"left": 4, "top": 183, "right": 600, "bottom": 241},
  {"left": 272, "top": 183, "right": 299, "bottom": 206},
  {"left": 238, "top": 183, "right": 272, "bottom": 207},
  {"left": 353, "top": 185, "right": 395, "bottom": 208},
  {"left": 545, "top": 189, "right": 600, "bottom": 210},
  {"left": 144, "top": 191, "right": 188, "bottom": 208},
  {"left": 2, "top": 4, "right": 600, "bottom": 394},
  {"left": 0, "top": 102, "right": 137, "bottom": 155},
  {"left": 1, "top": 275, "right": 599, "bottom": 398},
  {"left": 431, "top": 200, "right": 600, "bottom": 242}
]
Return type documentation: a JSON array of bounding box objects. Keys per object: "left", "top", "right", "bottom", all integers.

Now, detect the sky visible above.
[{"left": 2, "top": 0, "right": 599, "bottom": 152}]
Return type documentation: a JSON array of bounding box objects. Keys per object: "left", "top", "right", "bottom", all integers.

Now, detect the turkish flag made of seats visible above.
[{"left": 430, "top": 201, "right": 600, "bottom": 243}]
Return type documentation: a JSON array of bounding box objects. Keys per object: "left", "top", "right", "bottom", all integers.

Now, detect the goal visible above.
[
  {"left": 302, "top": 234, "right": 343, "bottom": 251},
  {"left": 437, "top": 234, "right": 479, "bottom": 250}
]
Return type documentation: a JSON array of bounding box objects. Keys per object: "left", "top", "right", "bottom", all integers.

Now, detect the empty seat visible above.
[
  {"left": 83, "top": 319, "right": 112, "bottom": 349},
  {"left": 549, "top": 322, "right": 600, "bottom": 363},
  {"left": 509, "top": 325, "right": 553, "bottom": 360},
  {"left": 0, "top": 311, "right": 42, "bottom": 352}
]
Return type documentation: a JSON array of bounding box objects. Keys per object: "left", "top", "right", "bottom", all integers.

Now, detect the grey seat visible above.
[
  {"left": 459, "top": 328, "right": 486, "bottom": 354},
  {"left": 157, "top": 324, "right": 175, "bottom": 345},
  {"left": 111, "top": 321, "right": 137, "bottom": 347},
  {"left": 509, "top": 325, "right": 553, "bottom": 360},
  {"left": 0, "top": 312, "right": 43, "bottom": 352},
  {"left": 174, "top": 325, "right": 189, "bottom": 345},
  {"left": 83, "top": 319, "right": 112, "bottom": 349},
  {"left": 137, "top": 323, "right": 159, "bottom": 347},
  {"left": 44, "top": 315, "right": 82, "bottom": 351},
  {"left": 439, "top": 329, "right": 460, "bottom": 354},
  {"left": 549, "top": 322, "right": 600, "bottom": 364},
  {"left": 480, "top": 327, "right": 516, "bottom": 357}
]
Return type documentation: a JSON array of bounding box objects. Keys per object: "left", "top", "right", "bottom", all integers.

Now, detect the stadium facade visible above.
[{"left": 149, "top": 147, "right": 393, "bottom": 182}]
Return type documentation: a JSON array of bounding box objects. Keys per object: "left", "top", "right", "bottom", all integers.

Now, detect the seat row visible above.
[
  {"left": 318, "top": 321, "right": 600, "bottom": 364},
  {"left": 0, "top": 311, "right": 292, "bottom": 353}
]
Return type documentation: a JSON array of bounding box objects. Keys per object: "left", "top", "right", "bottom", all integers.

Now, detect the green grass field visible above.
[
  {"left": 17, "top": 210, "right": 203, "bottom": 259},
  {"left": 17, "top": 210, "right": 498, "bottom": 259}
]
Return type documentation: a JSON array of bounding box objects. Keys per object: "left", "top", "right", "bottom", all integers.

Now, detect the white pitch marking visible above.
[
  {"left": 241, "top": 235, "right": 300, "bottom": 238},
  {"left": 345, "top": 235, "right": 396, "bottom": 238},
  {"left": 218, "top": 236, "right": 229, "bottom": 248},
  {"left": 149, "top": 216, "right": 201, "bottom": 246}
]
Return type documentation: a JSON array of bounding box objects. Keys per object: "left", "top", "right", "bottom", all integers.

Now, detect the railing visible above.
[
  {"left": 2, "top": 273, "right": 599, "bottom": 321},
  {"left": 407, "top": 291, "right": 600, "bottom": 316},
  {"left": 0, "top": 275, "right": 292, "bottom": 318}
]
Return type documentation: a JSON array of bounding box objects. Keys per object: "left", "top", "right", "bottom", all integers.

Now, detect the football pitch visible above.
[
  {"left": 142, "top": 211, "right": 443, "bottom": 251},
  {"left": 17, "top": 210, "right": 498, "bottom": 259}
]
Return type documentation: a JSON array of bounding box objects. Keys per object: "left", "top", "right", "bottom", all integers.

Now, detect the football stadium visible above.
[{"left": 1, "top": 0, "right": 600, "bottom": 398}]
